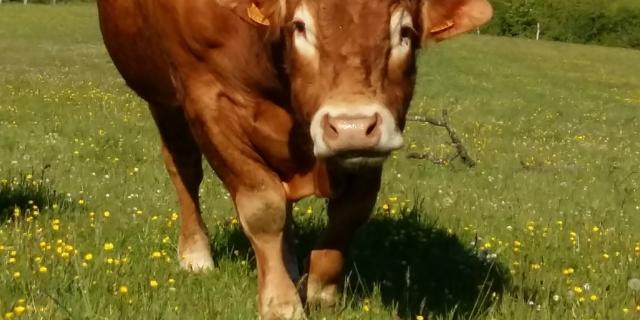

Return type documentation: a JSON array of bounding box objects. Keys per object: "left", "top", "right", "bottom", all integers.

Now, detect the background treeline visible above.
[
  {"left": 482, "top": 0, "right": 640, "bottom": 49},
  {"left": 2, "top": 0, "right": 640, "bottom": 49}
]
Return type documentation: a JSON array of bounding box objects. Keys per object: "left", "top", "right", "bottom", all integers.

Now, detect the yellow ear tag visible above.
[
  {"left": 429, "top": 20, "right": 455, "bottom": 34},
  {"left": 247, "top": 3, "right": 271, "bottom": 26}
]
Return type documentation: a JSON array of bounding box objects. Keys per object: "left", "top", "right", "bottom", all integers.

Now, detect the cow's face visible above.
[{"left": 280, "top": 0, "right": 492, "bottom": 169}]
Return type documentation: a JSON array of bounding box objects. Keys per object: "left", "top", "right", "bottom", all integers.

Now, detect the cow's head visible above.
[{"left": 264, "top": 0, "right": 492, "bottom": 169}]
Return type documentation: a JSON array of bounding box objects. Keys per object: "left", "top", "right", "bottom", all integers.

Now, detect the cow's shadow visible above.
[{"left": 213, "top": 204, "right": 510, "bottom": 319}]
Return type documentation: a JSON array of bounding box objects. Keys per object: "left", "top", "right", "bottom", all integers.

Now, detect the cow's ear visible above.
[{"left": 420, "top": 0, "right": 493, "bottom": 42}]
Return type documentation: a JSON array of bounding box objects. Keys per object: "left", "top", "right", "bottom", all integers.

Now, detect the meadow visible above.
[{"left": 1, "top": 4, "right": 639, "bottom": 320}]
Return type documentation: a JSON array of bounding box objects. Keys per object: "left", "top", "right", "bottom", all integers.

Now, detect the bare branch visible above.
[{"left": 406, "top": 109, "right": 476, "bottom": 168}]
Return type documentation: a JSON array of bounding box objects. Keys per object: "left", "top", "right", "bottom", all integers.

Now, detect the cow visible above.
[{"left": 97, "top": 0, "right": 492, "bottom": 318}]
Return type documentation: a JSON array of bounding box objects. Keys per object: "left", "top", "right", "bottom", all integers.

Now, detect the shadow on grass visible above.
[
  {"left": 0, "top": 171, "right": 70, "bottom": 221},
  {"left": 213, "top": 203, "right": 509, "bottom": 319}
]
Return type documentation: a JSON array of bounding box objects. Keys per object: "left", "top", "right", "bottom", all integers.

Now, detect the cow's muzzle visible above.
[{"left": 310, "top": 104, "right": 404, "bottom": 168}]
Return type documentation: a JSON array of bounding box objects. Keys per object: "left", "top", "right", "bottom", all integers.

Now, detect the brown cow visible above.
[{"left": 97, "top": 0, "right": 492, "bottom": 318}]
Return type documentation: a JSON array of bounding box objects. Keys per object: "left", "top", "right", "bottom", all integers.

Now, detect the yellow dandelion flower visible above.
[
  {"left": 4, "top": 312, "right": 14, "bottom": 319},
  {"left": 13, "top": 272, "right": 20, "bottom": 279},
  {"left": 168, "top": 278, "right": 175, "bottom": 285},
  {"left": 12, "top": 306, "right": 25, "bottom": 316},
  {"left": 149, "top": 279, "right": 159, "bottom": 288},
  {"left": 103, "top": 211, "right": 111, "bottom": 218},
  {"left": 151, "top": 251, "right": 162, "bottom": 258},
  {"left": 382, "top": 204, "right": 390, "bottom": 210},
  {"left": 563, "top": 267, "right": 574, "bottom": 275},
  {"left": 592, "top": 226, "right": 599, "bottom": 233},
  {"left": 573, "top": 286, "right": 583, "bottom": 294},
  {"left": 602, "top": 253, "right": 609, "bottom": 259},
  {"left": 530, "top": 263, "right": 541, "bottom": 270},
  {"left": 104, "top": 243, "right": 114, "bottom": 251},
  {"left": 8, "top": 257, "right": 16, "bottom": 264},
  {"left": 362, "top": 304, "right": 370, "bottom": 312},
  {"left": 622, "top": 307, "right": 628, "bottom": 314},
  {"left": 118, "top": 285, "right": 128, "bottom": 294},
  {"left": 39, "top": 266, "right": 48, "bottom": 273},
  {"left": 589, "top": 294, "right": 598, "bottom": 301},
  {"left": 170, "top": 212, "right": 179, "bottom": 221},
  {"left": 513, "top": 240, "right": 521, "bottom": 247},
  {"left": 9, "top": 251, "right": 16, "bottom": 257},
  {"left": 416, "top": 316, "right": 424, "bottom": 320},
  {"left": 84, "top": 253, "right": 93, "bottom": 261}
]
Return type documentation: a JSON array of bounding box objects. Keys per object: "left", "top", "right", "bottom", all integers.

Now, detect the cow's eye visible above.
[
  {"left": 399, "top": 25, "right": 416, "bottom": 46},
  {"left": 292, "top": 20, "right": 306, "bottom": 35}
]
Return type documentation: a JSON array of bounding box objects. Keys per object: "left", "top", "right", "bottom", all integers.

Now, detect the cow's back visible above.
[{"left": 97, "top": 0, "right": 178, "bottom": 106}]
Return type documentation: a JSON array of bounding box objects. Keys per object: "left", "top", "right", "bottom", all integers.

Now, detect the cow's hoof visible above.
[
  {"left": 306, "top": 283, "right": 338, "bottom": 308},
  {"left": 179, "top": 233, "right": 215, "bottom": 272},
  {"left": 261, "top": 294, "right": 305, "bottom": 320},
  {"left": 179, "top": 251, "right": 215, "bottom": 272}
]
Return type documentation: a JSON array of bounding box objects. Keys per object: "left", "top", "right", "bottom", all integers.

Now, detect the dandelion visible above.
[
  {"left": 552, "top": 294, "right": 560, "bottom": 302},
  {"left": 103, "top": 211, "right": 111, "bottom": 218},
  {"left": 168, "top": 278, "right": 175, "bottom": 285},
  {"left": 4, "top": 312, "right": 14, "bottom": 319},
  {"left": 562, "top": 267, "right": 574, "bottom": 275},
  {"left": 589, "top": 294, "right": 598, "bottom": 301},
  {"left": 104, "top": 242, "right": 114, "bottom": 251},
  {"left": 573, "top": 286, "right": 583, "bottom": 294},
  {"left": 151, "top": 251, "right": 162, "bottom": 258},
  {"left": 149, "top": 279, "right": 159, "bottom": 288},
  {"left": 118, "top": 285, "right": 128, "bottom": 295},
  {"left": 628, "top": 278, "right": 640, "bottom": 291},
  {"left": 39, "top": 266, "right": 48, "bottom": 273},
  {"left": 622, "top": 308, "right": 629, "bottom": 314},
  {"left": 530, "top": 263, "right": 541, "bottom": 270},
  {"left": 170, "top": 212, "right": 178, "bottom": 221},
  {"left": 416, "top": 316, "right": 424, "bottom": 320},
  {"left": 12, "top": 306, "right": 25, "bottom": 316},
  {"left": 13, "top": 272, "right": 20, "bottom": 279},
  {"left": 8, "top": 257, "right": 16, "bottom": 264},
  {"left": 84, "top": 253, "right": 93, "bottom": 261}
]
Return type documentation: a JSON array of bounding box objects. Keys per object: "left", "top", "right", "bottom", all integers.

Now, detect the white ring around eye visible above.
[
  {"left": 390, "top": 8, "right": 413, "bottom": 58},
  {"left": 292, "top": 3, "right": 318, "bottom": 59}
]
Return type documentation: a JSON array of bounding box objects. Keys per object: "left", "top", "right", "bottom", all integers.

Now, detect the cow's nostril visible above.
[
  {"left": 366, "top": 115, "right": 379, "bottom": 136},
  {"left": 329, "top": 123, "right": 338, "bottom": 135}
]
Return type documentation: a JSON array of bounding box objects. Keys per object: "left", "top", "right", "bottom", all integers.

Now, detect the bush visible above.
[{"left": 482, "top": 0, "right": 640, "bottom": 49}]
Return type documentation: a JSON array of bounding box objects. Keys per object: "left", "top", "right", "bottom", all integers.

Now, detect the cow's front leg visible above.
[
  {"left": 235, "top": 182, "right": 304, "bottom": 320},
  {"left": 306, "top": 168, "right": 381, "bottom": 307},
  {"left": 150, "top": 105, "right": 214, "bottom": 272}
]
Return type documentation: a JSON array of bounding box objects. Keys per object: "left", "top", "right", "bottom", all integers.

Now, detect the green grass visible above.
[{"left": 1, "top": 4, "right": 640, "bottom": 320}]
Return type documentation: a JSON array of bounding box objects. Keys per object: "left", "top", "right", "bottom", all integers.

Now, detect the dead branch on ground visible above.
[{"left": 406, "top": 109, "right": 476, "bottom": 168}]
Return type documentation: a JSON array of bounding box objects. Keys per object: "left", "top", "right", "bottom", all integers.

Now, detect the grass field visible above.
[{"left": 1, "top": 4, "right": 640, "bottom": 320}]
